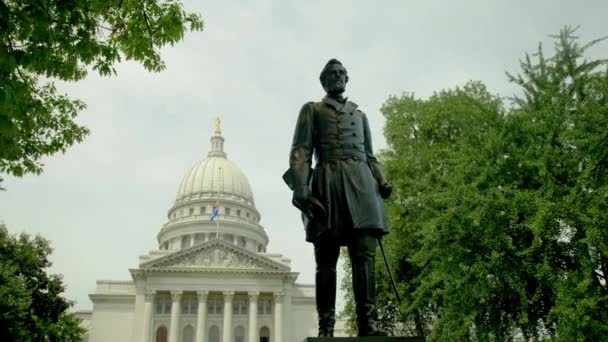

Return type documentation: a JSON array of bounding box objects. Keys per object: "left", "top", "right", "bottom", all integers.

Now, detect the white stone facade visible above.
[{"left": 78, "top": 124, "right": 317, "bottom": 342}]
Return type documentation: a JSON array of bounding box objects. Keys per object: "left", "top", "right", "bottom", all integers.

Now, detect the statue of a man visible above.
[{"left": 284, "top": 59, "right": 392, "bottom": 337}]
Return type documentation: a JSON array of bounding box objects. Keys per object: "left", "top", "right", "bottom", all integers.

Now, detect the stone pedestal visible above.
[{"left": 304, "top": 337, "right": 425, "bottom": 342}]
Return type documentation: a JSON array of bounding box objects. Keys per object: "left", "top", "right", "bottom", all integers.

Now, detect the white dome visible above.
[
  {"left": 158, "top": 123, "right": 268, "bottom": 254},
  {"left": 176, "top": 156, "right": 254, "bottom": 204}
]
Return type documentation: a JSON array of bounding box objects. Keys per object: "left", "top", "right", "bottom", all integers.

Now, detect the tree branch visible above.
[{"left": 141, "top": 8, "right": 156, "bottom": 52}]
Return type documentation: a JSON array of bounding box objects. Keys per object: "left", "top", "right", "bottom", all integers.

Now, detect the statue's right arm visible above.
[{"left": 289, "top": 102, "right": 315, "bottom": 203}]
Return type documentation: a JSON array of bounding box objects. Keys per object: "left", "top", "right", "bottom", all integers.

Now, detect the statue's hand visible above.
[
  {"left": 292, "top": 186, "right": 310, "bottom": 206},
  {"left": 292, "top": 188, "right": 327, "bottom": 219},
  {"left": 292, "top": 187, "right": 312, "bottom": 215},
  {"left": 379, "top": 182, "right": 393, "bottom": 199},
  {"left": 292, "top": 195, "right": 315, "bottom": 219}
]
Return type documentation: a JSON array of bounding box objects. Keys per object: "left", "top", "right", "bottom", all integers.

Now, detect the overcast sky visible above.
[{"left": 1, "top": 0, "right": 607, "bottom": 311}]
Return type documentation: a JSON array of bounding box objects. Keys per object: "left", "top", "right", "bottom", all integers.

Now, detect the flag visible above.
[{"left": 210, "top": 200, "right": 220, "bottom": 222}]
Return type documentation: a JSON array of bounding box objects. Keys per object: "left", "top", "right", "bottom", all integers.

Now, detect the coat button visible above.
[{"left": 349, "top": 112, "right": 353, "bottom": 115}]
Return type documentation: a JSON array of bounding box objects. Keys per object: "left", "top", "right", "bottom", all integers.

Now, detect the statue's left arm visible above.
[{"left": 363, "top": 112, "right": 392, "bottom": 199}]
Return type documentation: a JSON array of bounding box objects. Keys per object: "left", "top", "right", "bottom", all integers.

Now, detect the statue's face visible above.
[{"left": 323, "top": 63, "right": 348, "bottom": 96}]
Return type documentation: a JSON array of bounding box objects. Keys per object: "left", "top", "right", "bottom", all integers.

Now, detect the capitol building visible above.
[{"left": 78, "top": 124, "right": 318, "bottom": 342}]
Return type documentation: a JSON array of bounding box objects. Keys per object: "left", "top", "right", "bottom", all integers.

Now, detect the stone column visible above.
[
  {"left": 169, "top": 291, "right": 182, "bottom": 342},
  {"left": 195, "top": 291, "right": 208, "bottom": 342},
  {"left": 248, "top": 292, "right": 259, "bottom": 342},
  {"left": 273, "top": 293, "right": 284, "bottom": 342},
  {"left": 222, "top": 291, "right": 234, "bottom": 342},
  {"left": 142, "top": 291, "right": 155, "bottom": 342}
]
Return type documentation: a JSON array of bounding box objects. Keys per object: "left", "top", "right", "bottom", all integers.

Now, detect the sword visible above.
[{"left": 377, "top": 236, "right": 402, "bottom": 304}]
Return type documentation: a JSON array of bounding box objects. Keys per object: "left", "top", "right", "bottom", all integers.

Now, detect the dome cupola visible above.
[{"left": 175, "top": 122, "right": 254, "bottom": 205}]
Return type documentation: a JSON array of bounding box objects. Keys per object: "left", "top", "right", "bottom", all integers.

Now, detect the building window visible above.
[
  {"left": 222, "top": 234, "right": 234, "bottom": 244},
  {"left": 179, "top": 209, "right": 183, "bottom": 217},
  {"left": 181, "top": 235, "right": 191, "bottom": 249},
  {"left": 189, "top": 208, "right": 194, "bottom": 215},
  {"left": 155, "top": 296, "right": 171, "bottom": 314},
  {"left": 236, "top": 209, "right": 241, "bottom": 216},
  {"left": 181, "top": 296, "right": 198, "bottom": 314},
  {"left": 200, "top": 206, "right": 206, "bottom": 214},
  {"left": 207, "top": 299, "right": 223, "bottom": 315},
  {"left": 233, "top": 299, "right": 248, "bottom": 315},
  {"left": 238, "top": 237, "right": 246, "bottom": 248},
  {"left": 246, "top": 212, "right": 250, "bottom": 218},
  {"left": 257, "top": 299, "right": 272, "bottom": 315},
  {"left": 225, "top": 207, "right": 231, "bottom": 216},
  {"left": 194, "top": 233, "right": 205, "bottom": 245}
]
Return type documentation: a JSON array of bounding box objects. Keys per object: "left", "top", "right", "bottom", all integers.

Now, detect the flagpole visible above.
[
  {"left": 216, "top": 166, "right": 223, "bottom": 240},
  {"left": 215, "top": 211, "right": 219, "bottom": 240}
]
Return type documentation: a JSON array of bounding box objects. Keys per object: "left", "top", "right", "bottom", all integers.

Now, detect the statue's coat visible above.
[{"left": 286, "top": 96, "right": 389, "bottom": 243}]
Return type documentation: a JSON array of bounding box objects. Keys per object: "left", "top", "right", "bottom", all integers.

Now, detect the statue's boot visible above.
[
  {"left": 315, "top": 242, "right": 338, "bottom": 337},
  {"left": 350, "top": 236, "right": 389, "bottom": 337},
  {"left": 356, "top": 305, "right": 388, "bottom": 336},
  {"left": 317, "top": 310, "right": 335, "bottom": 337}
]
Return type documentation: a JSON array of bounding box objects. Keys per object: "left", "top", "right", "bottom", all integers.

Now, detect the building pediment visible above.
[{"left": 139, "top": 239, "right": 290, "bottom": 272}]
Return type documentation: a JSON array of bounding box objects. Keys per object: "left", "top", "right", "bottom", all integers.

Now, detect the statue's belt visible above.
[
  {"left": 282, "top": 148, "right": 368, "bottom": 191},
  {"left": 316, "top": 148, "right": 367, "bottom": 161}
]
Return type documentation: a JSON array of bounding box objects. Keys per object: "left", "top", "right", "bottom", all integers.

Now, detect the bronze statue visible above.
[{"left": 284, "top": 59, "right": 392, "bottom": 337}]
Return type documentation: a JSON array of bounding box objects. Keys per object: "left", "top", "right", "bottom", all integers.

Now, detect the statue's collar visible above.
[{"left": 322, "top": 96, "right": 358, "bottom": 113}]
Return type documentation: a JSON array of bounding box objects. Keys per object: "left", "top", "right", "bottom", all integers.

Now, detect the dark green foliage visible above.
[
  {"left": 0, "top": 223, "right": 84, "bottom": 341},
  {"left": 378, "top": 27, "right": 608, "bottom": 341},
  {"left": 0, "top": 0, "right": 204, "bottom": 177}
]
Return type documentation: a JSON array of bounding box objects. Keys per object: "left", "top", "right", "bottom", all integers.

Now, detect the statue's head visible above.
[{"left": 319, "top": 59, "right": 348, "bottom": 97}]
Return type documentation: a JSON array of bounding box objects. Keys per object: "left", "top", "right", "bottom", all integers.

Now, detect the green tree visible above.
[
  {"left": 338, "top": 249, "right": 357, "bottom": 336},
  {"left": 378, "top": 27, "right": 608, "bottom": 341},
  {"left": 381, "top": 81, "right": 507, "bottom": 340},
  {"left": 504, "top": 26, "right": 608, "bottom": 341},
  {"left": 0, "top": 0, "right": 204, "bottom": 178},
  {"left": 0, "top": 223, "right": 84, "bottom": 341}
]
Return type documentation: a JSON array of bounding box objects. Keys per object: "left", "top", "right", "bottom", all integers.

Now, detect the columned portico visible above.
[
  {"left": 142, "top": 292, "right": 155, "bottom": 342},
  {"left": 196, "top": 291, "right": 208, "bottom": 342},
  {"left": 273, "top": 293, "right": 284, "bottom": 342},
  {"left": 222, "top": 291, "right": 234, "bottom": 342},
  {"left": 248, "top": 292, "right": 259, "bottom": 342},
  {"left": 169, "top": 291, "right": 182, "bottom": 342}
]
